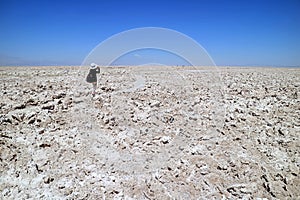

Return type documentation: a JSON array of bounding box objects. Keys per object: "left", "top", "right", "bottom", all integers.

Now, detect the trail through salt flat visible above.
[{"left": 115, "top": 74, "right": 146, "bottom": 94}]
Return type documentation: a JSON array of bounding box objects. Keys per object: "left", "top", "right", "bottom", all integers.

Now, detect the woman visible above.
[{"left": 86, "top": 63, "right": 100, "bottom": 97}]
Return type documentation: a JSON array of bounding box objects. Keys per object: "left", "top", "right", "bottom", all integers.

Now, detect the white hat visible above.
[{"left": 90, "top": 63, "right": 97, "bottom": 69}]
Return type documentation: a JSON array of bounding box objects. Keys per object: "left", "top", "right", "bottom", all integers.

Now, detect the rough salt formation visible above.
[{"left": 0, "top": 66, "right": 299, "bottom": 199}]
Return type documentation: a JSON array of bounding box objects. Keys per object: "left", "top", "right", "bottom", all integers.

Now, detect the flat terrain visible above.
[{"left": 0, "top": 66, "right": 299, "bottom": 199}]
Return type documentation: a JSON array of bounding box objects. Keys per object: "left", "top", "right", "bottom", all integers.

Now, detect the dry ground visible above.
[{"left": 0, "top": 66, "right": 299, "bottom": 199}]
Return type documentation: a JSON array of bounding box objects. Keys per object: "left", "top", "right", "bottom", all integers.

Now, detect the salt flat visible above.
[{"left": 0, "top": 66, "right": 299, "bottom": 199}]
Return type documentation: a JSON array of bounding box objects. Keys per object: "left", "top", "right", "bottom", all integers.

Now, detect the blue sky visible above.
[{"left": 0, "top": 0, "right": 300, "bottom": 66}]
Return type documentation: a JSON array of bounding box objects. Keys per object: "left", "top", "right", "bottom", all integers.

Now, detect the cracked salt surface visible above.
[{"left": 1, "top": 66, "right": 299, "bottom": 199}]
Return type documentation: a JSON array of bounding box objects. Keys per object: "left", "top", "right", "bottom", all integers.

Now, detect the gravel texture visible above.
[{"left": 0, "top": 66, "right": 299, "bottom": 199}]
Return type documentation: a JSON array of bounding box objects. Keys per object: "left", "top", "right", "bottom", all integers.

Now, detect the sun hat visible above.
[{"left": 90, "top": 63, "right": 97, "bottom": 69}]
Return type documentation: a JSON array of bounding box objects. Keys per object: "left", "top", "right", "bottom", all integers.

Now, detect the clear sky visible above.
[{"left": 0, "top": 0, "right": 300, "bottom": 66}]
